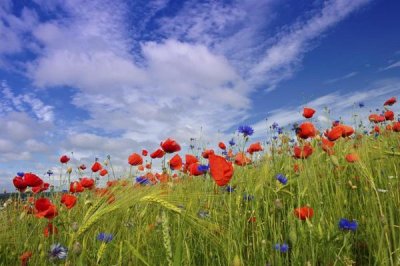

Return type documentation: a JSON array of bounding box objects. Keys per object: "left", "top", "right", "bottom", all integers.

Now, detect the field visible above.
[{"left": 2, "top": 103, "right": 400, "bottom": 266}]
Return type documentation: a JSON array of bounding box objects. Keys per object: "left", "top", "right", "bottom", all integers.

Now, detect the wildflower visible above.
[
  {"left": 79, "top": 164, "right": 86, "bottom": 170},
  {"left": 91, "top": 161, "right": 102, "bottom": 173},
  {"left": 20, "top": 251, "right": 32, "bottom": 266},
  {"left": 339, "top": 218, "right": 358, "bottom": 232},
  {"left": 229, "top": 139, "right": 235, "bottom": 146},
  {"left": 247, "top": 142, "right": 263, "bottom": 154},
  {"left": 80, "top": 177, "right": 95, "bottom": 189},
  {"left": 150, "top": 148, "right": 165, "bottom": 159},
  {"left": 274, "top": 243, "right": 289, "bottom": 253},
  {"left": 97, "top": 232, "right": 114, "bottom": 243},
  {"left": 32, "top": 182, "right": 50, "bottom": 194},
  {"left": 384, "top": 97, "right": 397, "bottom": 106},
  {"left": 128, "top": 153, "right": 143, "bottom": 166},
  {"left": 197, "top": 164, "right": 210, "bottom": 173},
  {"left": 238, "top": 125, "right": 254, "bottom": 137},
  {"left": 72, "top": 242, "right": 82, "bottom": 255},
  {"left": 393, "top": 122, "right": 400, "bottom": 132},
  {"left": 48, "top": 243, "right": 68, "bottom": 260},
  {"left": 243, "top": 194, "right": 254, "bottom": 201},
  {"left": 345, "top": 153, "right": 359, "bottom": 163},
  {"left": 161, "top": 138, "right": 181, "bottom": 153},
  {"left": 277, "top": 127, "right": 283, "bottom": 134},
  {"left": 275, "top": 174, "right": 288, "bottom": 185},
  {"left": 44, "top": 223, "right": 58, "bottom": 237},
  {"left": 271, "top": 122, "right": 279, "bottom": 129},
  {"left": 189, "top": 163, "right": 204, "bottom": 176},
  {"left": 202, "top": 149, "right": 215, "bottom": 159},
  {"left": 209, "top": 154, "right": 233, "bottom": 186},
  {"left": 17, "top": 172, "right": 24, "bottom": 177},
  {"left": 225, "top": 185, "right": 235, "bottom": 192},
  {"left": 293, "top": 144, "right": 313, "bottom": 159},
  {"left": 218, "top": 142, "right": 226, "bottom": 150},
  {"left": 185, "top": 154, "right": 198, "bottom": 168},
  {"left": 60, "top": 155, "right": 70, "bottom": 164},
  {"left": 70, "top": 181, "right": 84, "bottom": 193},
  {"left": 35, "top": 198, "right": 58, "bottom": 219},
  {"left": 24, "top": 173, "right": 43, "bottom": 187},
  {"left": 359, "top": 102, "right": 365, "bottom": 108},
  {"left": 297, "top": 122, "right": 317, "bottom": 139},
  {"left": 13, "top": 176, "right": 27, "bottom": 192},
  {"left": 303, "top": 107, "right": 316, "bottom": 118},
  {"left": 61, "top": 194, "right": 77, "bottom": 209},
  {"left": 136, "top": 176, "right": 151, "bottom": 185},
  {"left": 142, "top": 149, "right": 148, "bottom": 156},
  {"left": 235, "top": 152, "right": 251, "bottom": 166},
  {"left": 99, "top": 169, "right": 108, "bottom": 176},
  {"left": 294, "top": 206, "right": 314, "bottom": 220},
  {"left": 167, "top": 154, "right": 182, "bottom": 170},
  {"left": 384, "top": 110, "right": 394, "bottom": 121}
]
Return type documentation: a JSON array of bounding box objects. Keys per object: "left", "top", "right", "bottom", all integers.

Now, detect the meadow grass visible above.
[{"left": 1, "top": 132, "right": 400, "bottom": 265}]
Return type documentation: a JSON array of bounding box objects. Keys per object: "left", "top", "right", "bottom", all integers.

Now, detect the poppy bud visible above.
[{"left": 66, "top": 167, "right": 73, "bottom": 174}]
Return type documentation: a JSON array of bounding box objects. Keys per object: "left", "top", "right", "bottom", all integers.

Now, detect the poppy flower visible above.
[
  {"left": 297, "top": 122, "right": 316, "bottom": 139},
  {"left": 189, "top": 163, "right": 204, "bottom": 176},
  {"left": 128, "top": 153, "right": 143, "bottom": 166},
  {"left": 293, "top": 144, "right": 313, "bottom": 159},
  {"left": 13, "top": 176, "right": 27, "bottom": 192},
  {"left": 169, "top": 154, "right": 183, "bottom": 170},
  {"left": 142, "top": 149, "right": 148, "bottom": 156},
  {"left": 321, "top": 138, "right": 335, "bottom": 155},
  {"left": 150, "top": 148, "right": 165, "bottom": 159},
  {"left": 106, "top": 180, "right": 118, "bottom": 187},
  {"left": 303, "top": 107, "right": 316, "bottom": 118},
  {"left": 20, "top": 251, "right": 32, "bottom": 266},
  {"left": 247, "top": 142, "right": 263, "bottom": 154},
  {"left": 60, "top": 155, "right": 70, "bottom": 164},
  {"left": 386, "top": 124, "right": 393, "bottom": 131},
  {"left": 338, "top": 124, "right": 354, "bottom": 137},
  {"left": 373, "top": 126, "right": 381, "bottom": 133},
  {"left": 80, "top": 177, "right": 95, "bottom": 189},
  {"left": 138, "top": 165, "right": 144, "bottom": 171},
  {"left": 70, "top": 181, "right": 84, "bottom": 193},
  {"left": 184, "top": 154, "right": 198, "bottom": 170},
  {"left": 44, "top": 223, "right": 58, "bottom": 237},
  {"left": 202, "top": 149, "right": 215, "bottom": 159},
  {"left": 156, "top": 173, "right": 169, "bottom": 183},
  {"left": 145, "top": 163, "right": 152, "bottom": 169},
  {"left": 209, "top": 154, "right": 234, "bottom": 186},
  {"left": 393, "top": 122, "right": 400, "bottom": 132},
  {"left": 234, "top": 152, "right": 251, "bottom": 166},
  {"left": 79, "top": 164, "right": 86, "bottom": 170},
  {"left": 161, "top": 138, "right": 181, "bottom": 153},
  {"left": 345, "top": 153, "right": 359, "bottom": 163},
  {"left": 35, "top": 198, "right": 57, "bottom": 219},
  {"left": 24, "top": 173, "right": 43, "bottom": 187},
  {"left": 32, "top": 182, "right": 49, "bottom": 194},
  {"left": 369, "top": 114, "right": 385, "bottom": 123},
  {"left": 218, "top": 142, "right": 226, "bottom": 150},
  {"left": 384, "top": 110, "right": 394, "bottom": 121},
  {"left": 384, "top": 97, "right": 397, "bottom": 106},
  {"left": 294, "top": 206, "right": 314, "bottom": 220},
  {"left": 91, "top": 162, "right": 102, "bottom": 172},
  {"left": 61, "top": 194, "right": 77, "bottom": 209},
  {"left": 99, "top": 169, "right": 108, "bottom": 176}
]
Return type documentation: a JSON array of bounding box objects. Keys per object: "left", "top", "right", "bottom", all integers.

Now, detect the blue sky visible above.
[{"left": 1, "top": 0, "right": 399, "bottom": 190}]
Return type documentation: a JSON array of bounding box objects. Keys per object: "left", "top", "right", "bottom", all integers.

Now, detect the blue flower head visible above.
[
  {"left": 339, "top": 218, "right": 358, "bottom": 232},
  {"left": 49, "top": 243, "right": 68, "bottom": 260},
  {"left": 136, "top": 176, "right": 150, "bottom": 185},
  {"left": 277, "top": 127, "right": 283, "bottom": 134},
  {"left": 197, "top": 164, "right": 209, "bottom": 173},
  {"left": 97, "top": 232, "right": 114, "bottom": 243},
  {"left": 275, "top": 174, "right": 288, "bottom": 185},
  {"left": 47, "top": 170, "right": 54, "bottom": 176},
  {"left": 229, "top": 138, "right": 235, "bottom": 146},
  {"left": 17, "top": 172, "right": 24, "bottom": 177},
  {"left": 274, "top": 243, "right": 289, "bottom": 253},
  {"left": 359, "top": 102, "right": 365, "bottom": 108},
  {"left": 238, "top": 125, "right": 254, "bottom": 137},
  {"left": 272, "top": 122, "right": 279, "bottom": 129},
  {"left": 225, "top": 185, "right": 235, "bottom": 193}
]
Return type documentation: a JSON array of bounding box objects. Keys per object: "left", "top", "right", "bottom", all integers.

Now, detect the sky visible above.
[{"left": 1, "top": 0, "right": 400, "bottom": 190}]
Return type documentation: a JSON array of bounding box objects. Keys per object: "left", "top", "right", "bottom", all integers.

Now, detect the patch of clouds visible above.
[{"left": 325, "top": 71, "right": 358, "bottom": 84}]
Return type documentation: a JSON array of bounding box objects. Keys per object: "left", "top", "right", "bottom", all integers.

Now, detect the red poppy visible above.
[
  {"left": 393, "top": 122, "right": 400, "bottom": 132},
  {"left": 160, "top": 138, "right": 181, "bottom": 153},
  {"left": 156, "top": 173, "right": 169, "bottom": 183},
  {"left": 79, "top": 164, "right": 86, "bottom": 170},
  {"left": 32, "top": 182, "right": 49, "bottom": 194},
  {"left": 128, "top": 153, "right": 143, "bottom": 166},
  {"left": 150, "top": 148, "right": 165, "bottom": 159},
  {"left": 185, "top": 154, "right": 198, "bottom": 166},
  {"left": 60, "top": 155, "right": 70, "bottom": 164},
  {"left": 345, "top": 153, "right": 359, "bottom": 163},
  {"left": 386, "top": 124, "right": 393, "bottom": 131},
  {"left": 294, "top": 207, "right": 314, "bottom": 220},
  {"left": 99, "top": 169, "right": 108, "bottom": 176},
  {"left": 369, "top": 114, "right": 385, "bottom": 123},
  {"left": 209, "top": 154, "right": 234, "bottom": 186},
  {"left": 13, "top": 176, "right": 27, "bottom": 192},
  {"left": 24, "top": 173, "right": 43, "bottom": 187},
  {"left": 188, "top": 163, "right": 204, "bottom": 176},
  {"left": 91, "top": 161, "right": 102, "bottom": 172},
  {"left": 61, "top": 194, "right": 77, "bottom": 209},
  {"left": 247, "top": 142, "right": 264, "bottom": 154},
  {"left": 338, "top": 124, "right": 354, "bottom": 137},
  {"left": 35, "top": 198, "right": 57, "bottom": 219},
  {"left": 169, "top": 154, "right": 183, "bottom": 170},
  {"left": 20, "top": 251, "right": 32, "bottom": 266},
  {"left": 321, "top": 138, "right": 335, "bottom": 155},
  {"left": 145, "top": 163, "right": 152, "bottom": 169},
  {"left": 303, "top": 107, "right": 316, "bottom": 118},
  {"left": 202, "top": 149, "right": 215, "bottom": 159},
  {"left": 325, "top": 127, "right": 342, "bottom": 141},
  {"left": 293, "top": 144, "right": 313, "bottom": 159},
  {"left": 384, "top": 110, "right": 394, "bottom": 121},
  {"left": 218, "top": 142, "right": 226, "bottom": 150},
  {"left": 384, "top": 97, "right": 397, "bottom": 106},
  {"left": 142, "top": 149, "right": 148, "bottom": 156},
  {"left": 106, "top": 180, "right": 118, "bottom": 187},
  {"left": 297, "top": 122, "right": 317, "bottom": 139},
  {"left": 70, "top": 181, "right": 84, "bottom": 193},
  {"left": 138, "top": 165, "right": 144, "bottom": 171},
  {"left": 234, "top": 152, "right": 251, "bottom": 166},
  {"left": 43, "top": 223, "right": 58, "bottom": 237},
  {"left": 294, "top": 163, "right": 301, "bottom": 173},
  {"left": 373, "top": 125, "right": 381, "bottom": 133},
  {"left": 80, "top": 177, "right": 95, "bottom": 189}
]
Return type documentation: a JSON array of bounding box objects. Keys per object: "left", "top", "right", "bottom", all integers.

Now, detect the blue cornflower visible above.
[
  {"left": 274, "top": 243, "right": 289, "bottom": 253},
  {"left": 243, "top": 194, "right": 254, "bottom": 201},
  {"left": 97, "top": 232, "right": 114, "bottom": 243},
  {"left": 49, "top": 243, "right": 68, "bottom": 260},
  {"left": 17, "top": 172, "right": 24, "bottom": 177},
  {"left": 359, "top": 102, "right": 365, "bottom": 108},
  {"left": 229, "top": 138, "right": 235, "bottom": 146},
  {"left": 277, "top": 127, "right": 283, "bottom": 134},
  {"left": 222, "top": 151, "right": 228, "bottom": 156},
  {"left": 197, "top": 164, "right": 209, "bottom": 173},
  {"left": 136, "top": 176, "right": 150, "bottom": 185},
  {"left": 339, "top": 218, "right": 358, "bottom": 232},
  {"left": 272, "top": 136, "right": 278, "bottom": 140},
  {"left": 225, "top": 185, "right": 235, "bottom": 193},
  {"left": 46, "top": 170, "right": 53, "bottom": 176},
  {"left": 275, "top": 174, "right": 288, "bottom": 185},
  {"left": 238, "top": 125, "right": 254, "bottom": 137},
  {"left": 272, "top": 122, "right": 279, "bottom": 129}
]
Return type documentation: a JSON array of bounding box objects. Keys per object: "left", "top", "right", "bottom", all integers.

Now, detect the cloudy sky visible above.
[{"left": 1, "top": 0, "right": 399, "bottom": 190}]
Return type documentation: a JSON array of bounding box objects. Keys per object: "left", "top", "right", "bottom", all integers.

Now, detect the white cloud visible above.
[
  {"left": 325, "top": 71, "right": 358, "bottom": 84},
  {"left": 381, "top": 60, "right": 400, "bottom": 71}
]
